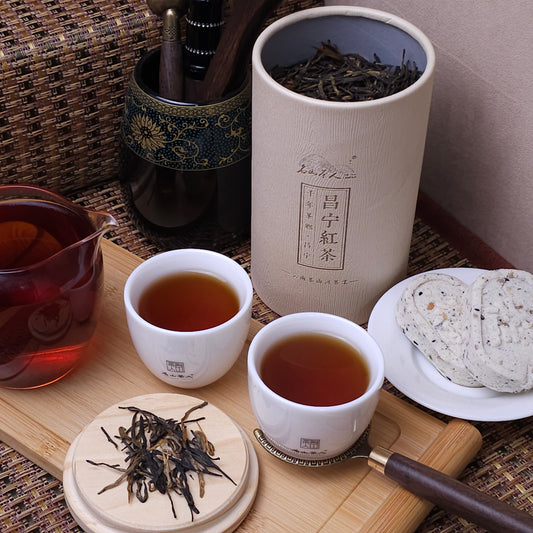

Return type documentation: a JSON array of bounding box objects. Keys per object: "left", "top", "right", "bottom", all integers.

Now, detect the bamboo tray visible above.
[{"left": 0, "top": 239, "right": 482, "bottom": 532}]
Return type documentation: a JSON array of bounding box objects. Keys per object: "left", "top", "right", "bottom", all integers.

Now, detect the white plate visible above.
[{"left": 367, "top": 268, "right": 533, "bottom": 421}]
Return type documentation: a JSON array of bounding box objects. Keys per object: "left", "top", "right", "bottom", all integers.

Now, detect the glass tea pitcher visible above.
[{"left": 0, "top": 185, "right": 117, "bottom": 389}]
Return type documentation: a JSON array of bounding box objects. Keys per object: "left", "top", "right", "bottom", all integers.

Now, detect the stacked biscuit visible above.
[{"left": 396, "top": 269, "right": 533, "bottom": 393}]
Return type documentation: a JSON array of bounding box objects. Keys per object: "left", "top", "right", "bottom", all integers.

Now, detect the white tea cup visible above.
[
  {"left": 248, "top": 312, "right": 384, "bottom": 460},
  {"left": 124, "top": 249, "right": 252, "bottom": 388}
]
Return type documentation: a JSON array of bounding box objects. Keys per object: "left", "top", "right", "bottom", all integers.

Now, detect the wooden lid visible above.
[{"left": 63, "top": 393, "right": 258, "bottom": 533}]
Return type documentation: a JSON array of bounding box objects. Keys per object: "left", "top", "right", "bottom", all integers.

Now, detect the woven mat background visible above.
[
  {"left": 0, "top": 180, "right": 531, "bottom": 532},
  {"left": 1, "top": 0, "right": 322, "bottom": 194}
]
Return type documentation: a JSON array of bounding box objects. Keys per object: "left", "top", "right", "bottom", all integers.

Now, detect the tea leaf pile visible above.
[
  {"left": 87, "top": 402, "right": 235, "bottom": 521},
  {"left": 270, "top": 41, "right": 422, "bottom": 102}
]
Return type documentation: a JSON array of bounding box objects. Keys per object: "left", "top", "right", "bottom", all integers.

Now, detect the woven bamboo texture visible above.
[
  {"left": 0, "top": 0, "right": 322, "bottom": 194},
  {"left": 0, "top": 179, "right": 531, "bottom": 532},
  {"left": 0, "top": 0, "right": 160, "bottom": 193}
]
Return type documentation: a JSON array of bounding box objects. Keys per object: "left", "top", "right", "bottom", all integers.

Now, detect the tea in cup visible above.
[
  {"left": 124, "top": 249, "right": 253, "bottom": 388},
  {"left": 248, "top": 312, "right": 384, "bottom": 460}
]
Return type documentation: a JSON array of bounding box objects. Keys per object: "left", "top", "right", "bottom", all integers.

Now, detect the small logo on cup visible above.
[
  {"left": 163, "top": 360, "right": 194, "bottom": 380},
  {"left": 166, "top": 361, "right": 185, "bottom": 373},
  {"left": 300, "top": 438, "right": 320, "bottom": 450}
]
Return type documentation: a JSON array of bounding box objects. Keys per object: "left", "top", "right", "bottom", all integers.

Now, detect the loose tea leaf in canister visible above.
[
  {"left": 86, "top": 402, "right": 236, "bottom": 521},
  {"left": 269, "top": 41, "right": 422, "bottom": 101}
]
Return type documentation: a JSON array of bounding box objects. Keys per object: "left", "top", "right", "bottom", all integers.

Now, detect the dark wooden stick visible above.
[
  {"left": 159, "top": 8, "right": 184, "bottom": 100},
  {"left": 195, "top": 0, "right": 282, "bottom": 102},
  {"left": 385, "top": 453, "right": 533, "bottom": 533}
]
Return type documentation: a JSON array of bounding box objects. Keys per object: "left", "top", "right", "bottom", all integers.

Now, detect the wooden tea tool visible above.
[
  {"left": 182, "top": 0, "right": 224, "bottom": 101},
  {"left": 194, "top": 0, "right": 282, "bottom": 102},
  {"left": 147, "top": 0, "right": 188, "bottom": 100},
  {"left": 254, "top": 427, "right": 533, "bottom": 533}
]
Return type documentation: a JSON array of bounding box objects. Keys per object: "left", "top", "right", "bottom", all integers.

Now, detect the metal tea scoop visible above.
[{"left": 254, "top": 427, "right": 533, "bottom": 533}]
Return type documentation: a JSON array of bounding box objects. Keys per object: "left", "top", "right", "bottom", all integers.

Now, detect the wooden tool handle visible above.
[
  {"left": 159, "top": 8, "right": 184, "bottom": 100},
  {"left": 384, "top": 452, "right": 533, "bottom": 533},
  {"left": 196, "top": 0, "right": 282, "bottom": 102}
]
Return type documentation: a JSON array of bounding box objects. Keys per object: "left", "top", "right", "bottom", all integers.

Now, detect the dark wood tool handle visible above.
[
  {"left": 385, "top": 452, "right": 533, "bottom": 533},
  {"left": 159, "top": 40, "right": 183, "bottom": 100},
  {"left": 159, "top": 9, "right": 183, "bottom": 101},
  {"left": 196, "top": 0, "right": 282, "bottom": 102}
]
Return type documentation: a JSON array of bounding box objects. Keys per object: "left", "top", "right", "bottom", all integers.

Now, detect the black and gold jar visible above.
[{"left": 120, "top": 49, "right": 251, "bottom": 249}]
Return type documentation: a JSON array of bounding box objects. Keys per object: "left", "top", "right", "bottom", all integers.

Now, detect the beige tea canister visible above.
[{"left": 251, "top": 6, "right": 436, "bottom": 323}]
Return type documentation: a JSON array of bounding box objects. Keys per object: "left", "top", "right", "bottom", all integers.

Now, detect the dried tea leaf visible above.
[
  {"left": 87, "top": 402, "right": 236, "bottom": 521},
  {"left": 270, "top": 41, "right": 422, "bottom": 102}
]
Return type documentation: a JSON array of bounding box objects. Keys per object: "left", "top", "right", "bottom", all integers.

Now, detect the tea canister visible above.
[{"left": 251, "top": 6, "right": 436, "bottom": 323}]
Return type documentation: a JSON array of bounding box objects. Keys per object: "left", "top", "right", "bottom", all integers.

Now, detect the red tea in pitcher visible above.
[{"left": 0, "top": 188, "right": 115, "bottom": 389}]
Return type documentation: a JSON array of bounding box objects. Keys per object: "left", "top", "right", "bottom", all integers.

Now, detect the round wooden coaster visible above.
[{"left": 63, "top": 393, "right": 258, "bottom": 533}]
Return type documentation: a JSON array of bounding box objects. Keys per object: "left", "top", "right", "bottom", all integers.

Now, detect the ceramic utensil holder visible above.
[
  {"left": 251, "top": 6, "right": 435, "bottom": 323},
  {"left": 120, "top": 48, "right": 251, "bottom": 241}
]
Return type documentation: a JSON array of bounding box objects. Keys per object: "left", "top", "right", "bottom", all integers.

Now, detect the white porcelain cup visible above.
[
  {"left": 124, "top": 249, "right": 252, "bottom": 388},
  {"left": 248, "top": 312, "right": 384, "bottom": 460}
]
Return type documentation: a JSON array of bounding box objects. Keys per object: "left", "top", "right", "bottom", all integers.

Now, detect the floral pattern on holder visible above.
[{"left": 121, "top": 77, "right": 251, "bottom": 171}]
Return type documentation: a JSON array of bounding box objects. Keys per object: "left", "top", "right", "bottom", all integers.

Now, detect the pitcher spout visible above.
[{"left": 86, "top": 209, "right": 118, "bottom": 240}]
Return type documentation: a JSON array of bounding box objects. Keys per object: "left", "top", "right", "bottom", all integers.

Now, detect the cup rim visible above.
[
  {"left": 252, "top": 5, "right": 436, "bottom": 109},
  {"left": 248, "top": 312, "right": 385, "bottom": 411},
  {"left": 124, "top": 248, "right": 253, "bottom": 335}
]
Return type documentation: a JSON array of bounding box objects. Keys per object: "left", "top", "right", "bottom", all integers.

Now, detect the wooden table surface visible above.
[{"left": 0, "top": 183, "right": 531, "bottom": 533}]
